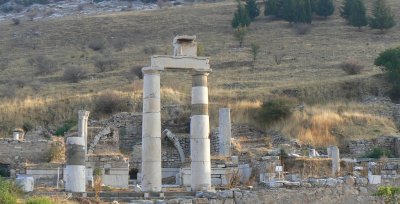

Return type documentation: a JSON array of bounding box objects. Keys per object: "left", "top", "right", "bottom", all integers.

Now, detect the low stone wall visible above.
[
  {"left": 348, "top": 136, "right": 400, "bottom": 156},
  {"left": 0, "top": 139, "right": 53, "bottom": 169}
]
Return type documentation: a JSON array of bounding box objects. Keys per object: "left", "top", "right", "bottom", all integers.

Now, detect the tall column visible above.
[
  {"left": 141, "top": 67, "right": 162, "bottom": 192},
  {"left": 78, "top": 110, "right": 90, "bottom": 154},
  {"left": 65, "top": 137, "right": 86, "bottom": 192},
  {"left": 218, "top": 108, "right": 231, "bottom": 157},
  {"left": 190, "top": 71, "right": 211, "bottom": 191}
]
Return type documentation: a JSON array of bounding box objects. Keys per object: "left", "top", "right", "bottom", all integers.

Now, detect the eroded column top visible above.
[
  {"left": 142, "top": 66, "right": 164, "bottom": 75},
  {"left": 78, "top": 110, "right": 90, "bottom": 119}
]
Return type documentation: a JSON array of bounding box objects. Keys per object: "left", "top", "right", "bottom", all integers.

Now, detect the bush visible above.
[
  {"left": 259, "top": 98, "right": 297, "bottom": 125},
  {"left": 232, "top": 1, "right": 251, "bottom": 28},
  {"left": 88, "top": 39, "right": 106, "bottom": 51},
  {"left": 125, "top": 66, "right": 143, "bottom": 82},
  {"left": 374, "top": 186, "right": 400, "bottom": 204},
  {"left": 62, "top": 66, "right": 87, "bottom": 83},
  {"left": 340, "top": 59, "right": 364, "bottom": 75},
  {"left": 234, "top": 26, "right": 248, "bottom": 48},
  {"left": 93, "top": 56, "right": 118, "bottom": 72},
  {"left": 143, "top": 46, "right": 158, "bottom": 55},
  {"left": 11, "top": 18, "right": 20, "bottom": 25},
  {"left": 374, "top": 46, "right": 400, "bottom": 101},
  {"left": 26, "top": 196, "right": 53, "bottom": 204},
  {"left": 110, "top": 38, "right": 128, "bottom": 51},
  {"left": 94, "top": 91, "right": 128, "bottom": 115},
  {"left": 364, "top": 147, "right": 393, "bottom": 158},
  {"left": 0, "top": 177, "right": 18, "bottom": 204},
  {"left": 27, "top": 55, "right": 56, "bottom": 75},
  {"left": 54, "top": 120, "right": 75, "bottom": 136}
]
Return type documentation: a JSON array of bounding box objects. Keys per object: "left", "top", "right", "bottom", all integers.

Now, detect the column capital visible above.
[
  {"left": 191, "top": 70, "right": 211, "bottom": 76},
  {"left": 142, "top": 66, "right": 164, "bottom": 75},
  {"left": 78, "top": 110, "right": 90, "bottom": 119}
]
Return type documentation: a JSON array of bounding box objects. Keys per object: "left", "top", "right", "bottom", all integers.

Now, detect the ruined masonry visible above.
[{"left": 141, "top": 35, "right": 212, "bottom": 192}]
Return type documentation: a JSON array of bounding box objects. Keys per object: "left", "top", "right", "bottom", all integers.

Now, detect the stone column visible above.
[
  {"left": 190, "top": 71, "right": 211, "bottom": 191},
  {"left": 78, "top": 110, "right": 90, "bottom": 153},
  {"left": 218, "top": 108, "right": 231, "bottom": 157},
  {"left": 141, "top": 67, "right": 162, "bottom": 192},
  {"left": 328, "top": 146, "right": 340, "bottom": 177},
  {"left": 65, "top": 137, "right": 86, "bottom": 192}
]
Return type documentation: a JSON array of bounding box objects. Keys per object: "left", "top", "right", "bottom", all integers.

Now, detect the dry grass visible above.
[
  {"left": 0, "top": 0, "right": 399, "bottom": 137},
  {"left": 272, "top": 102, "right": 397, "bottom": 147}
]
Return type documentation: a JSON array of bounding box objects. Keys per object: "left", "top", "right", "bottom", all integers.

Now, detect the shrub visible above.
[
  {"left": 340, "top": 59, "right": 364, "bottom": 75},
  {"left": 125, "top": 66, "right": 143, "bottom": 82},
  {"left": 374, "top": 47, "right": 400, "bottom": 101},
  {"left": 22, "top": 121, "right": 34, "bottom": 133},
  {"left": 143, "top": 46, "right": 158, "bottom": 55},
  {"left": 348, "top": 0, "right": 368, "bottom": 29},
  {"left": 250, "top": 43, "right": 260, "bottom": 65},
  {"left": 11, "top": 18, "right": 20, "bottom": 25},
  {"left": 54, "top": 120, "right": 75, "bottom": 136},
  {"left": 26, "top": 196, "right": 54, "bottom": 204},
  {"left": 364, "top": 147, "right": 393, "bottom": 158},
  {"left": 245, "top": 0, "right": 260, "bottom": 21},
  {"left": 314, "top": 0, "right": 335, "bottom": 18},
  {"left": 272, "top": 51, "right": 285, "bottom": 65},
  {"left": 93, "top": 56, "right": 118, "bottom": 72},
  {"left": 0, "top": 177, "right": 18, "bottom": 204},
  {"left": 110, "top": 38, "right": 128, "bottom": 51},
  {"left": 374, "top": 186, "right": 400, "bottom": 204},
  {"left": 258, "top": 98, "right": 297, "bottom": 125},
  {"left": 27, "top": 55, "right": 56, "bottom": 75},
  {"left": 293, "top": 23, "right": 312, "bottom": 35},
  {"left": 94, "top": 91, "right": 128, "bottom": 115},
  {"left": 62, "top": 66, "right": 87, "bottom": 83},
  {"left": 88, "top": 39, "right": 105, "bottom": 51}
]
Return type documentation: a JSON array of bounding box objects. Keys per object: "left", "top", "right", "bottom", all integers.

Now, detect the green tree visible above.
[
  {"left": 295, "top": 0, "right": 312, "bottom": 24},
  {"left": 234, "top": 26, "right": 248, "bottom": 47},
  {"left": 314, "top": 0, "right": 335, "bottom": 18},
  {"left": 232, "top": 1, "right": 251, "bottom": 28},
  {"left": 369, "top": 0, "right": 396, "bottom": 31},
  {"left": 340, "top": 0, "right": 355, "bottom": 20},
  {"left": 246, "top": 0, "right": 260, "bottom": 21},
  {"left": 374, "top": 186, "right": 400, "bottom": 204},
  {"left": 264, "top": 0, "right": 279, "bottom": 16},
  {"left": 282, "top": 0, "right": 296, "bottom": 23},
  {"left": 374, "top": 47, "right": 400, "bottom": 101},
  {"left": 250, "top": 43, "right": 261, "bottom": 67},
  {"left": 348, "top": 0, "right": 367, "bottom": 29}
]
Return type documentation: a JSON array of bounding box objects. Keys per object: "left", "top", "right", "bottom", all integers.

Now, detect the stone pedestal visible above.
[
  {"left": 65, "top": 137, "right": 86, "bottom": 192},
  {"left": 328, "top": 146, "right": 340, "bottom": 177},
  {"left": 190, "top": 71, "right": 211, "bottom": 191},
  {"left": 78, "top": 110, "right": 90, "bottom": 154},
  {"left": 218, "top": 108, "right": 231, "bottom": 157},
  {"left": 141, "top": 67, "right": 162, "bottom": 192}
]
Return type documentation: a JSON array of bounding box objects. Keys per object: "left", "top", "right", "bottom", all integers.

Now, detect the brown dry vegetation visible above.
[{"left": 0, "top": 0, "right": 399, "bottom": 146}]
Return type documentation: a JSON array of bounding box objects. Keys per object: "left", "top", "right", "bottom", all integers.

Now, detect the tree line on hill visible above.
[{"left": 233, "top": 0, "right": 395, "bottom": 30}]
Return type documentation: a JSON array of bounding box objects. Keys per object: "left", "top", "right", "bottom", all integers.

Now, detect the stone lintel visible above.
[
  {"left": 142, "top": 66, "right": 164, "bottom": 75},
  {"left": 151, "top": 55, "right": 211, "bottom": 71}
]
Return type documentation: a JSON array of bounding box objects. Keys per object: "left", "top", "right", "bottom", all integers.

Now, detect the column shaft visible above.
[
  {"left": 65, "top": 137, "right": 86, "bottom": 192},
  {"left": 218, "top": 108, "right": 231, "bottom": 157},
  {"left": 78, "top": 110, "right": 90, "bottom": 155},
  {"left": 141, "top": 67, "right": 162, "bottom": 192},
  {"left": 190, "top": 71, "right": 211, "bottom": 191}
]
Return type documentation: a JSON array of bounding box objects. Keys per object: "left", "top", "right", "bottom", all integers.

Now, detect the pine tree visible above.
[
  {"left": 264, "top": 0, "right": 278, "bottom": 17},
  {"left": 340, "top": 0, "right": 355, "bottom": 20},
  {"left": 282, "top": 0, "right": 296, "bottom": 23},
  {"left": 369, "top": 0, "right": 396, "bottom": 31},
  {"left": 232, "top": 1, "right": 251, "bottom": 28},
  {"left": 348, "top": 0, "right": 367, "bottom": 29},
  {"left": 246, "top": 0, "right": 260, "bottom": 21},
  {"left": 314, "top": 0, "right": 335, "bottom": 18},
  {"left": 291, "top": 0, "right": 312, "bottom": 24}
]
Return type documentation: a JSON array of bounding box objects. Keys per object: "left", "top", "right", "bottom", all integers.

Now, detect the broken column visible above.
[
  {"left": 141, "top": 67, "right": 163, "bottom": 192},
  {"left": 218, "top": 108, "right": 232, "bottom": 157},
  {"left": 12, "top": 128, "right": 24, "bottom": 141},
  {"left": 65, "top": 137, "right": 86, "bottom": 192},
  {"left": 328, "top": 146, "right": 340, "bottom": 177},
  {"left": 78, "top": 110, "right": 90, "bottom": 153},
  {"left": 190, "top": 71, "right": 211, "bottom": 191}
]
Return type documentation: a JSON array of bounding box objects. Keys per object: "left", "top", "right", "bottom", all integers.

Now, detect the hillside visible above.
[{"left": 0, "top": 0, "right": 399, "bottom": 146}]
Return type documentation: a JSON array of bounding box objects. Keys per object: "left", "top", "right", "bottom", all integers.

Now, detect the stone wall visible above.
[
  {"left": 0, "top": 139, "right": 54, "bottom": 169},
  {"left": 348, "top": 136, "right": 400, "bottom": 156}
]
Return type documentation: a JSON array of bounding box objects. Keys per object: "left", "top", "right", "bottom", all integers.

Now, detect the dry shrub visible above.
[
  {"left": 272, "top": 51, "right": 285, "bottom": 65},
  {"left": 143, "top": 46, "right": 158, "bottom": 55},
  {"left": 125, "top": 66, "right": 143, "bottom": 82},
  {"left": 27, "top": 55, "right": 57, "bottom": 75},
  {"left": 11, "top": 18, "right": 20, "bottom": 25},
  {"left": 93, "top": 176, "right": 102, "bottom": 200},
  {"left": 110, "top": 38, "right": 128, "bottom": 51},
  {"left": 63, "top": 66, "right": 87, "bottom": 83},
  {"left": 227, "top": 100, "right": 261, "bottom": 125},
  {"left": 93, "top": 56, "right": 118, "bottom": 72},
  {"left": 93, "top": 91, "right": 129, "bottom": 115},
  {"left": 293, "top": 23, "right": 312, "bottom": 35},
  {"left": 226, "top": 169, "right": 241, "bottom": 188},
  {"left": 341, "top": 59, "right": 364, "bottom": 75},
  {"left": 88, "top": 39, "right": 106, "bottom": 51}
]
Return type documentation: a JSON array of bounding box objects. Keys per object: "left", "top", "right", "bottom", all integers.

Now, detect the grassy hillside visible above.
[{"left": 0, "top": 0, "right": 399, "bottom": 145}]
